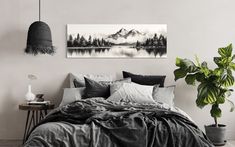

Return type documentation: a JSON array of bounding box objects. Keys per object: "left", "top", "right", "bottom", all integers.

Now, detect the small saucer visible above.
[{"left": 213, "top": 140, "right": 227, "bottom": 146}]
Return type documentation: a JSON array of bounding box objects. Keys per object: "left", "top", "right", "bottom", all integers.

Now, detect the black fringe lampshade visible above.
[{"left": 25, "top": 21, "right": 55, "bottom": 55}]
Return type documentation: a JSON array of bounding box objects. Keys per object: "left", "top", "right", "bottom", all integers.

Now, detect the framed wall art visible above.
[{"left": 67, "top": 24, "right": 167, "bottom": 58}]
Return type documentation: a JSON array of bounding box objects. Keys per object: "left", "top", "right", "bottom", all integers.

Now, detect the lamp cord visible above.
[{"left": 39, "top": 0, "right": 41, "bottom": 21}]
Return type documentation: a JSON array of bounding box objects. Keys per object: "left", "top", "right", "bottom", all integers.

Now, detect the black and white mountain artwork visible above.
[{"left": 67, "top": 24, "right": 167, "bottom": 58}]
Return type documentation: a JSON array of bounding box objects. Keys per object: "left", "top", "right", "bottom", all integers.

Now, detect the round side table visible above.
[{"left": 19, "top": 103, "right": 54, "bottom": 143}]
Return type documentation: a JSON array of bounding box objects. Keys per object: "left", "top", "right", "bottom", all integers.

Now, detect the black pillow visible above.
[
  {"left": 122, "top": 71, "right": 166, "bottom": 87},
  {"left": 84, "top": 77, "right": 110, "bottom": 98},
  {"left": 83, "top": 77, "right": 131, "bottom": 99}
]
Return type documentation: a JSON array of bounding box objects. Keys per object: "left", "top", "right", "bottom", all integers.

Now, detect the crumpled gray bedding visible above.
[{"left": 24, "top": 98, "right": 214, "bottom": 147}]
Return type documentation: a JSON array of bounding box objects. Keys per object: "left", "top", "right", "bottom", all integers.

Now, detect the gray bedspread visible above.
[{"left": 24, "top": 98, "right": 214, "bottom": 147}]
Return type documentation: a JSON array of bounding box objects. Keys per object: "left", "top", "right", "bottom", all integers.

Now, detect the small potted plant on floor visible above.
[{"left": 174, "top": 44, "right": 235, "bottom": 146}]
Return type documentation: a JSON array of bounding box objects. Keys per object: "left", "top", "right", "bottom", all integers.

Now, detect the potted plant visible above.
[{"left": 174, "top": 44, "right": 235, "bottom": 145}]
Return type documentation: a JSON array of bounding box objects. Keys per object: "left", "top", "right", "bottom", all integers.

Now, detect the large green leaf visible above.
[
  {"left": 218, "top": 44, "right": 232, "bottom": 57},
  {"left": 210, "top": 104, "right": 222, "bottom": 118},
  {"left": 175, "top": 57, "right": 182, "bottom": 67},
  {"left": 195, "top": 73, "right": 206, "bottom": 82},
  {"left": 197, "top": 83, "right": 218, "bottom": 106},
  {"left": 185, "top": 74, "right": 197, "bottom": 85},
  {"left": 229, "top": 62, "right": 235, "bottom": 71},
  {"left": 175, "top": 58, "right": 198, "bottom": 73},
  {"left": 221, "top": 72, "right": 234, "bottom": 87},
  {"left": 196, "top": 97, "right": 207, "bottom": 108},
  {"left": 220, "top": 69, "right": 228, "bottom": 81},
  {"left": 214, "top": 57, "right": 231, "bottom": 68},
  {"left": 214, "top": 57, "right": 223, "bottom": 67},
  {"left": 174, "top": 68, "right": 187, "bottom": 81}
]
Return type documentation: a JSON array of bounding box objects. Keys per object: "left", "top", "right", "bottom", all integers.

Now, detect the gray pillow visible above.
[
  {"left": 84, "top": 77, "right": 131, "bottom": 98},
  {"left": 107, "top": 82, "right": 156, "bottom": 104},
  {"left": 59, "top": 88, "right": 85, "bottom": 106},
  {"left": 152, "top": 85, "right": 175, "bottom": 107},
  {"left": 69, "top": 73, "right": 113, "bottom": 88}
]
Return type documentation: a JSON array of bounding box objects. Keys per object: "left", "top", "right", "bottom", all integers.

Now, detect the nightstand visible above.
[{"left": 19, "top": 103, "right": 54, "bottom": 143}]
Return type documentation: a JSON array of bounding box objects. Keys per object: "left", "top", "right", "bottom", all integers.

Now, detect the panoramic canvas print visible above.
[{"left": 67, "top": 24, "right": 167, "bottom": 58}]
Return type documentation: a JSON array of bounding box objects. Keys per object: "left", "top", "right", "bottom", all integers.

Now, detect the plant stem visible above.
[{"left": 214, "top": 117, "right": 218, "bottom": 127}]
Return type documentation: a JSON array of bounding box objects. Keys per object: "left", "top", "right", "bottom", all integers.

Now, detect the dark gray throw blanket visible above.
[{"left": 24, "top": 98, "right": 214, "bottom": 147}]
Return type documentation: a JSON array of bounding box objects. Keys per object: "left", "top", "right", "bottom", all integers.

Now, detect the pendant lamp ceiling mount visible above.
[{"left": 39, "top": 0, "right": 41, "bottom": 21}]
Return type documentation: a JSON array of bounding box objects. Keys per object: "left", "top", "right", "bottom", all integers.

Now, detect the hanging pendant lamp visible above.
[{"left": 25, "top": 0, "right": 55, "bottom": 55}]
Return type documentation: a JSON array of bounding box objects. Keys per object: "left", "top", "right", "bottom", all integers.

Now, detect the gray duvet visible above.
[{"left": 24, "top": 98, "right": 214, "bottom": 147}]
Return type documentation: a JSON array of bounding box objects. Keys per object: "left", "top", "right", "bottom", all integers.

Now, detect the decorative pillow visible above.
[
  {"left": 59, "top": 88, "right": 85, "bottom": 106},
  {"left": 107, "top": 82, "right": 156, "bottom": 104},
  {"left": 152, "top": 85, "right": 175, "bottom": 107},
  {"left": 122, "top": 71, "right": 166, "bottom": 87},
  {"left": 84, "top": 77, "right": 131, "bottom": 99},
  {"left": 69, "top": 73, "right": 113, "bottom": 88}
]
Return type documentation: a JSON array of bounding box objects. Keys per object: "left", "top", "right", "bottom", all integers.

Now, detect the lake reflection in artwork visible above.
[{"left": 67, "top": 24, "right": 167, "bottom": 58}]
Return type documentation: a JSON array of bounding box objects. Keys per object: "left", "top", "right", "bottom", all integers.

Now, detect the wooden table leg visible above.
[
  {"left": 36, "top": 110, "right": 38, "bottom": 124},
  {"left": 32, "top": 111, "right": 35, "bottom": 126},
  {"left": 25, "top": 110, "right": 35, "bottom": 143},
  {"left": 39, "top": 110, "right": 44, "bottom": 121},
  {"left": 44, "top": 109, "right": 48, "bottom": 115},
  {"left": 22, "top": 110, "right": 30, "bottom": 144}
]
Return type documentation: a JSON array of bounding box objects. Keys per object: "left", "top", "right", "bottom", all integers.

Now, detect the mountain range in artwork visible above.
[{"left": 67, "top": 24, "right": 167, "bottom": 58}]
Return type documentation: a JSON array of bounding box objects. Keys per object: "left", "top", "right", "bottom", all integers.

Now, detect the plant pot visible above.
[{"left": 205, "top": 124, "right": 226, "bottom": 146}]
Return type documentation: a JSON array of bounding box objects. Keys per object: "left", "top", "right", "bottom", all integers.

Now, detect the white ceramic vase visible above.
[{"left": 25, "top": 85, "right": 35, "bottom": 101}]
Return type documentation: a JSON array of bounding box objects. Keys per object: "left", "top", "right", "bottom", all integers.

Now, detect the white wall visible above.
[{"left": 1, "top": 0, "right": 235, "bottom": 140}]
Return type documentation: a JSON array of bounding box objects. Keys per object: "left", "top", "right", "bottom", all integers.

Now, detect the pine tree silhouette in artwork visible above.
[
  {"left": 93, "top": 39, "right": 99, "bottom": 47},
  {"left": 88, "top": 36, "right": 92, "bottom": 46},
  {"left": 80, "top": 36, "right": 87, "bottom": 47},
  {"left": 67, "top": 35, "right": 73, "bottom": 47},
  {"left": 101, "top": 39, "right": 105, "bottom": 47},
  {"left": 157, "top": 35, "right": 167, "bottom": 55},
  {"left": 97, "top": 39, "right": 101, "bottom": 47},
  {"left": 146, "top": 39, "right": 151, "bottom": 46},
  {"left": 158, "top": 35, "right": 165, "bottom": 46},
  {"left": 77, "top": 34, "right": 80, "bottom": 42},
  {"left": 153, "top": 34, "right": 158, "bottom": 46},
  {"left": 73, "top": 38, "right": 79, "bottom": 47},
  {"left": 150, "top": 39, "right": 154, "bottom": 46},
  {"left": 162, "top": 37, "right": 167, "bottom": 46},
  {"left": 136, "top": 41, "right": 141, "bottom": 47}
]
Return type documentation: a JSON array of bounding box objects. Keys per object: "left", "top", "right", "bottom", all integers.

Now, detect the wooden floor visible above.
[
  {"left": 0, "top": 139, "right": 234, "bottom": 147},
  {"left": 218, "top": 140, "right": 235, "bottom": 147},
  {"left": 0, "top": 140, "right": 22, "bottom": 147}
]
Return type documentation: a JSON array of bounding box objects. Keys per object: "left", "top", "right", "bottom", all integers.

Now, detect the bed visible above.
[{"left": 23, "top": 72, "right": 214, "bottom": 147}]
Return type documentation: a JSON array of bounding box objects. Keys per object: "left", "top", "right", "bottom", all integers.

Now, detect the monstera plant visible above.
[{"left": 174, "top": 44, "right": 235, "bottom": 145}]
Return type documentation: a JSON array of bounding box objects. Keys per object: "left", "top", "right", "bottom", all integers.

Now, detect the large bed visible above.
[{"left": 23, "top": 72, "right": 214, "bottom": 147}]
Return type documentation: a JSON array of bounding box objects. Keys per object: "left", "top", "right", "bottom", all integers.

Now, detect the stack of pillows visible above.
[{"left": 60, "top": 71, "right": 175, "bottom": 108}]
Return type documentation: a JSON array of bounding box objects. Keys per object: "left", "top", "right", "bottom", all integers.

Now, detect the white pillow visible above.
[
  {"left": 59, "top": 88, "right": 85, "bottom": 106},
  {"left": 69, "top": 73, "right": 113, "bottom": 88},
  {"left": 152, "top": 85, "right": 175, "bottom": 107},
  {"left": 107, "top": 82, "right": 156, "bottom": 104}
]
